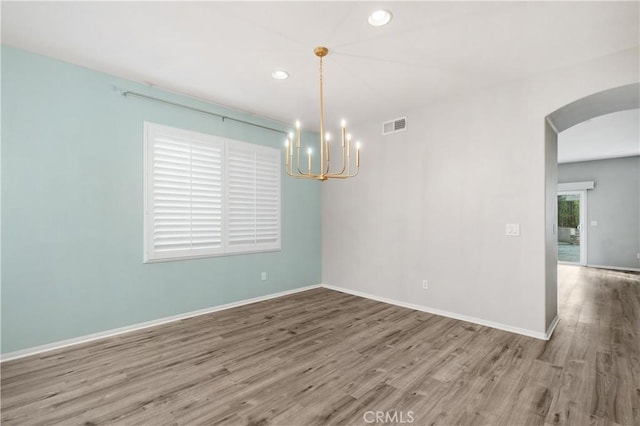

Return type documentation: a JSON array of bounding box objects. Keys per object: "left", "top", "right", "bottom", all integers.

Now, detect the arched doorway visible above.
[{"left": 543, "top": 82, "right": 640, "bottom": 334}]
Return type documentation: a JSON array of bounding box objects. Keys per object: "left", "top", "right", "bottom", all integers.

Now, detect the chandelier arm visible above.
[
  {"left": 334, "top": 145, "right": 347, "bottom": 175},
  {"left": 293, "top": 173, "right": 332, "bottom": 180},
  {"left": 325, "top": 148, "right": 331, "bottom": 174},
  {"left": 326, "top": 159, "right": 359, "bottom": 178},
  {"left": 295, "top": 166, "right": 314, "bottom": 177},
  {"left": 294, "top": 130, "right": 305, "bottom": 175},
  {"left": 335, "top": 150, "right": 344, "bottom": 175},
  {"left": 294, "top": 165, "right": 317, "bottom": 178},
  {"left": 289, "top": 137, "right": 294, "bottom": 174},
  {"left": 288, "top": 147, "right": 296, "bottom": 176},
  {"left": 325, "top": 168, "right": 359, "bottom": 179},
  {"left": 342, "top": 139, "right": 348, "bottom": 173},
  {"left": 285, "top": 145, "right": 291, "bottom": 175},
  {"left": 296, "top": 145, "right": 305, "bottom": 175}
]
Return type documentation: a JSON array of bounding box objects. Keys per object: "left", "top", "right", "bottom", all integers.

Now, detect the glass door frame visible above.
[{"left": 557, "top": 190, "right": 587, "bottom": 266}]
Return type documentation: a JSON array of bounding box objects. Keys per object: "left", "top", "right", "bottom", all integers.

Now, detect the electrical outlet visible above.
[
  {"left": 422, "top": 280, "right": 428, "bottom": 290},
  {"left": 261, "top": 272, "right": 267, "bottom": 281},
  {"left": 637, "top": 253, "right": 640, "bottom": 260}
]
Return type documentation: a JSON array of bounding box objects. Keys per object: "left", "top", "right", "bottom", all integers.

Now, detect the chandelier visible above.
[{"left": 284, "top": 47, "right": 360, "bottom": 181}]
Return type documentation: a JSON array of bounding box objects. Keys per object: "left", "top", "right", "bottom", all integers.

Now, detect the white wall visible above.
[{"left": 322, "top": 47, "right": 639, "bottom": 338}]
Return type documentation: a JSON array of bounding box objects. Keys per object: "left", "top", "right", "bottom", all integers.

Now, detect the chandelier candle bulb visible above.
[
  {"left": 307, "top": 148, "right": 312, "bottom": 172},
  {"left": 356, "top": 142, "right": 361, "bottom": 167},
  {"left": 289, "top": 136, "right": 293, "bottom": 158},
  {"left": 347, "top": 139, "right": 351, "bottom": 175}
]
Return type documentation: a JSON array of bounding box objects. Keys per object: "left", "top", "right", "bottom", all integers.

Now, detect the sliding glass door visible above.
[{"left": 557, "top": 191, "right": 587, "bottom": 265}]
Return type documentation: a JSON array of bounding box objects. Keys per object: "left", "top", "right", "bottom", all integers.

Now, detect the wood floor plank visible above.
[{"left": 2, "top": 266, "right": 638, "bottom": 425}]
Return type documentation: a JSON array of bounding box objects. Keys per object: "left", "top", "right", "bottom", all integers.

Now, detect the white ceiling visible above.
[
  {"left": 2, "top": 2, "right": 639, "bottom": 132},
  {"left": 558, "top": 109, "right": 640, "bottom": 164}
]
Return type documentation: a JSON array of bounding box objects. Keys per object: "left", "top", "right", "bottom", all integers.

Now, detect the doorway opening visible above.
[
  {"left": 557, "top": 190, "right": 586, "bottom": 265},
  {"left": 544, "top": 82, "right": 639, "bottom": 334}
]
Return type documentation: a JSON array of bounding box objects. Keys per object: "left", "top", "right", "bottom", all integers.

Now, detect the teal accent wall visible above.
[{"left": 1, "top": 46, "right": 322, "bottom": 354}]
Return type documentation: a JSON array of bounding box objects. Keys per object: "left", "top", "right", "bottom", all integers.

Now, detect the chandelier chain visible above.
[{"left": 319, "top": 54, "right": 325, "bottom": 174}]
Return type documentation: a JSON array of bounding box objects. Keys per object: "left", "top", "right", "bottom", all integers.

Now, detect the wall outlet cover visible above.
[{"left": 506, "top": 224, "right": 520, "bottom": 236}]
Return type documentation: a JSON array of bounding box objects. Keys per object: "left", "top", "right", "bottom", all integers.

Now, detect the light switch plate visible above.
[
  {"left": 591, "top": 220, "right": 598, "bottom": 226},
  {"left": 506, "top": 224, "right": 520, "bottom": 236}
]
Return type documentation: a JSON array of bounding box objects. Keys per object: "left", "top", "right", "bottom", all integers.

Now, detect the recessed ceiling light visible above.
[
  {"left": 368, "top": 9, "right": 392, "bottom": 27},
  {"left": 272, "top": 70, "right": 289, "bottom": 80}
]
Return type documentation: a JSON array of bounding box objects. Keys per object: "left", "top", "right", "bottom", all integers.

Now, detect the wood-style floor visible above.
[{"left": 1, "top": 266, "right": 639, "bottom": 425}]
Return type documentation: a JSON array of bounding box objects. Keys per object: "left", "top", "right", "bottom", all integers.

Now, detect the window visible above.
[{"left": 144, "top": 122, "right": 280, "bottom": 262}]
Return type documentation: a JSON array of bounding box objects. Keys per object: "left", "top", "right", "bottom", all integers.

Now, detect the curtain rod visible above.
[{"left": 119, "top": 89, "right": 288, "bottom": 136}]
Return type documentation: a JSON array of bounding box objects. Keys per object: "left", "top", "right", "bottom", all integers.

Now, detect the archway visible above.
[{"left": 543, "top": 82, "right": 640, "bottom": 334}]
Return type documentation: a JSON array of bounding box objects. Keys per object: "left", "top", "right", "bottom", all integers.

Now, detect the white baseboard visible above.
[
  {"left": 545, "top": 315, "right": 560, "bottom": 340},
  {"left": 321, "top": 284, "right": 552, "bottom": 340},
  {"left": 587, "top": 264, "right": 640, "bottom": 273},
  {"left": 2, "top": 280, "right": 564, "bottom": 361},
  {"left": 1, "top": 284, "right": 321, "bottom": 362},
  {"left": 544, "top": 315, "right": 560, "bottom": 340}
]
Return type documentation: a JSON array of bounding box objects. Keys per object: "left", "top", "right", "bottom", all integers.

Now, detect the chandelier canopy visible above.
[{"left": 284, "top": 47, "right": 360, "bottom": 181}]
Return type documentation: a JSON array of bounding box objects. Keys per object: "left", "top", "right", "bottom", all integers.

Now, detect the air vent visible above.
[{"left": 382, "top": 117, "right": 407, "bottom": 135}]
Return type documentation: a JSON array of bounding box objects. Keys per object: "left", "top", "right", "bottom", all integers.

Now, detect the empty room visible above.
[{"left": 1, "top": 2, "right": 639, "bottom": 425}]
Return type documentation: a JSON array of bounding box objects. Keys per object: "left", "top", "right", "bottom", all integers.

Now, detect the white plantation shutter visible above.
[
  {"left": 225, "top": 140, "right": 281, "bottom": 253},
  {"left": 145, "top": 123, "right": 224, "bottom": 261},
  {"left": 190, "top": 140, "right": 224, "bottom": 249},
  {"left": 144, "top": 122, "right": 280, "bottom": 262},
  {"left": 255, "top": 149, "right": 280, "bottom": 245}
]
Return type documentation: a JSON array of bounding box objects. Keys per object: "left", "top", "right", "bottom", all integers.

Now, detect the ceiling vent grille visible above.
[{"left": 382, "top": 117, "right": 407, "bottom": 135}]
